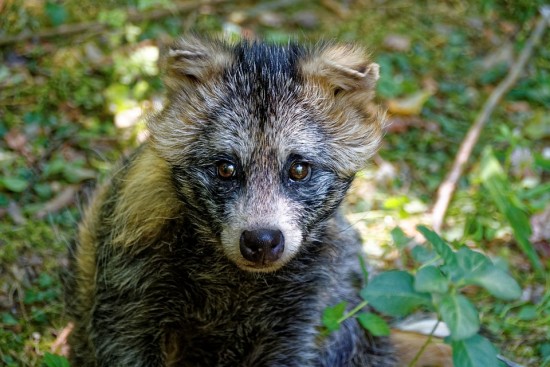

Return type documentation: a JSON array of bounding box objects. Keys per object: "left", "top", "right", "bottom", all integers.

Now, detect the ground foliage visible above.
[{"left": 0, "top": 0, "right": 549, "bottom": 365}]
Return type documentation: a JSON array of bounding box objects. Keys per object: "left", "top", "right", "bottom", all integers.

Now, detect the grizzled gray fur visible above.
[{"left": 65, "top": 36, "right": 394, "bottom": 366}]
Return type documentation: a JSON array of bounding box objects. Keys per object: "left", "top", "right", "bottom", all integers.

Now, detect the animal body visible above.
[{"left": 67, "top": 36, "right": 420, "bottom": 366}]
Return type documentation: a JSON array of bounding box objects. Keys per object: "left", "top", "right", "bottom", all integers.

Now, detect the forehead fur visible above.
[
  {"left": 149, "top": 37, "right": 385, "bottom": 176},
  {"left": 230, "top": 42, "right": 304, "bottom": 92}
]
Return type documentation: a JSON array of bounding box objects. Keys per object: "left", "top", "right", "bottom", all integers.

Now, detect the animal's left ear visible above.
[
  {"left": 300, "top": 44, "right": 379, "bottom": 93},
  {"left": 300, "top": 43, "right": 385, "bottom": 177}
]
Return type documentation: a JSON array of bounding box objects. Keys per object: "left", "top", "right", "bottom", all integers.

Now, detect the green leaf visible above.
[
  {"left": 34, "top": 183, "right": 53, "bottom": 199},
  {"left": 451, "top": 334, "right": 499, "bottom": 367},
  {"left": 43, "top": 158, "right": 67, "bottom": 177},
  {"left": 63, "top": 165, "right": 96, "bottom": 183},
  {"left": 469, "top": 266, "right": 521, "bottom": 300},
  {"left": 455, "top": 247, "right": 521, "bottom": 300},
  {"left": 439, "top": 293, "right": 479, "bottom": 340},
  {"left": 45, "top": 1, "right": 68, "bottom": 27},
  {"left": 391, "top": 226, "right": 410, "bottom": 250},
  {"left": 357, "top": 312, "right": 390, "bottom": 336},
  {"left": 415, "top": 266, "right": 449, "bottom": 293},
  {"left": 38, "top": 273, "right": 54, "bottom": 289},
  {"left": 517, "top": 305, "right": 538, "bottom": 321},
  {"left": 0, "top": 177, "right": 29, "bottom": 192},
  {"left": 322, "top": 302, "right": 347, "bottom": 332},
  {"left": 417, "top": 225, "right": 458, "bottom": 268},
  {"left": 455, "top": 247, "right": 489, "bottom": 275},
  {"left": 42, "top": 352, "right": 71, "bottom": 367},
  {"left": 411, "top": 245, "right": 438, "bottom": 265},
  {"left": 480, "top": 148, "right": 543, "bottom": 276},
  {"left": 1, "top": 312, "right": 18, "bottom": 326},
  {"left": 24, "top": 289, "right": 38, "bottom": 304},
  {"left": 361, "top": 271, "right": 431, "bottom": 316},
  {"left": 469, "top": 269, "right": 520, "bottom": 300}
]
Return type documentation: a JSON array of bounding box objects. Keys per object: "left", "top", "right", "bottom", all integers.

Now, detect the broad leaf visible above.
[
  {"left": 322, "top": 302, "right": 347, "bottom": 332},
  {"left": 417, "top": 225, "right": 457, "bottom": 268},
  {"left": 411, "top": 245, "right": 439, "bottom": 265},
  {"left": 361, "top": 271, "right": 431, "bottom": 316},
  {"left": 391, "top": 226, "right": 410, "bottom": 250},
  {"left": 0, "top": 177, "right": 29, "bottom": 192},
  {"left": 439, "top": 293, "right": 479, "bottom": 340},
  {"left": 517, "top": 305, "right": 537, "bottom": 321},
  {"left": 417, "top": 225, "right": 465, "bottom": 281},
  {"left": 415, "top": 266, "right": 449, "bottom": 293},
  {"left": 357, "top": 312, "right": 390, "bottom": 336},
  {"left": 470, "top": 266, "right": 521, "bottom": 300},
  {"left": 45, "top": 2, "right": 68, "bottom": 27},
  {"left": 1, "top": 312, "right": 18, "bottom": 326},
  {"left": 63, "top": 165, "right": 97, "bottom": 183},
  {"left": 451, "top": 334, "right": 499, "bottom": 367},
  {"left": 455, "top": 246, "right": 490, "bottom": 275},
  {"left": 456, "top": 247, "right": 521, "bottom": 300}
]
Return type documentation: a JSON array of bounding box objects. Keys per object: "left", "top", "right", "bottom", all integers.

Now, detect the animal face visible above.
[{"left": 149, "top": 37, "right": 385, "bottom": 272}]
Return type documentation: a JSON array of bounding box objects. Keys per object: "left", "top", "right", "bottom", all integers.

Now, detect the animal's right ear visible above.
[{"left": 161, "top": 37, "right": 233, "bottom": 91}]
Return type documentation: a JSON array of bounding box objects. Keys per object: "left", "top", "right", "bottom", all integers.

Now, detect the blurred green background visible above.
[{"left": 0, "top": 0, "right": 549, "bottom": 365}]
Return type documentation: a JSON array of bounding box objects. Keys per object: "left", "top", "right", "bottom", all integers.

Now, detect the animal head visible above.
[{"left": 149, "top": 36, "right": 385, "bottom": 272}]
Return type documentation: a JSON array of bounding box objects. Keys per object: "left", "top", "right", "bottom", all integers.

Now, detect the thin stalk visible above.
[
  {"left": 337, "top": 300, "right": 369, "bottom": 324},
  {"left": 407, "top": 319, "right": 441, "bottom": 367}
]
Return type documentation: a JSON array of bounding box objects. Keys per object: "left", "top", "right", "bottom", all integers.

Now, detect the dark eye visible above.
[
  {"left": 217, "top": 161, "right": 236, "bottom": 179},
  {"left": 289, "top": 161, "right": 310, "bottom": 181}
]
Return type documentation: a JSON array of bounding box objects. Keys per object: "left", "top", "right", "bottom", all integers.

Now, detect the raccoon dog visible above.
[{"left": 66, "top": 37, "right": 396, "bottom": 366}]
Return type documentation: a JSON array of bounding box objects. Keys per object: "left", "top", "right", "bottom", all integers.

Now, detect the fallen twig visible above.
[
  {"left": 0, "top": 0, "right": 223, "bottom": 47},
  {"left": 35, "top": 185, "right": 79, "bottom": 219},
  {"left": 432, "top": 6, "right": 550, "bottom": 233},
  {"left": 51, "top": 322, "right": 74, "bottom": 356}
]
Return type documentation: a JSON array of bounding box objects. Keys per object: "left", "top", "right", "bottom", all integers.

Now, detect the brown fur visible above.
[{"left": 111, "top": 147, "right": 182, "bottom": 249}]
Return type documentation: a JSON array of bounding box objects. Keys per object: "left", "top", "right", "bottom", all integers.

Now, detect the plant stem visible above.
[
  {"left": 337, "top": 300, "right": 369, "bottom": 324},
  {"left": 407, "top": 319, "right": 441, "bottom": 367}
]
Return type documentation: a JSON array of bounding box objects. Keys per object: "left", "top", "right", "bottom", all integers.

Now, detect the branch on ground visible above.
[{"left": 431, "top": 6, "right": 550, "bottom": 233}]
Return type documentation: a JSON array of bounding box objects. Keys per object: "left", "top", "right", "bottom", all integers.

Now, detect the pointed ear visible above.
[
  {"left": 301, "top": 44, "right": 379, "bottom": 93},
  {"left": 161, "top": 37, "right": 233, "bottom": 91}
]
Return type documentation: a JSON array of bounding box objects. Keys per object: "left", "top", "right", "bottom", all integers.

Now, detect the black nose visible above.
[{"left": 240, "top": 229, "right": 285, "bottom": 264}]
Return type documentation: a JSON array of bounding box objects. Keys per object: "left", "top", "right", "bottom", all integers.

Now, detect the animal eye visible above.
[
  {"left": 289, "top": 162, "right": 310, "bottom": 181},
  {"left": 217, "top": 161, "right": 236, "bottom": 179}
]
